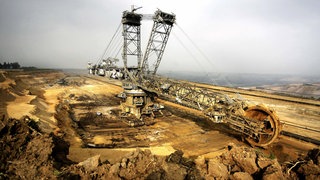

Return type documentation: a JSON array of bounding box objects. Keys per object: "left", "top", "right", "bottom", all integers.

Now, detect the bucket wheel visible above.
[{"left": 244, "top": 105, "right": 281, "bottom": 147}]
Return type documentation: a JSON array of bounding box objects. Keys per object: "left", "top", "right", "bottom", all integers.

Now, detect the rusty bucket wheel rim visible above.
[{"left": 244, "top": 105, "right": 281, "bottom": 147}]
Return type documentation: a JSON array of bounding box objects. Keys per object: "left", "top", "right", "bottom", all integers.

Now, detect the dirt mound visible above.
[
  {"left": 58, "top": 144, "right": 311, "bottom": 179},
  {"left": 183, "top": 143, "right": 285, "bottom": 179},
  {"left": 0, "top": 72, "right": 16, "bottom": 110},
  {"left": 9, "top": 78, "right": 29, "bottom": 96},
  {"left": 1, "top": 114, "right": 319, "bottom": 179},
  {"left": 283, "top": 148, "right": 320, "bottom": 179},
  {"left": 57, "top": 144, "right": 319, "bottom": 179},
  {"left": 0, "top": 72, "right": 6, "bottom": 82},
  {"left": 57, "top": 76, "right": 86, "bottom": 86},
  {"left": 0, "top": 88, "right": 15, "bottom": 118},
  {"left": 0, "top": 116, "right": 56, "bottom": 179},
  {"left": 59, "top": 148, "right": 201, "bottom": 179},
  {"left": 0, "top": 88, "right": 15, "bottom": 102}
]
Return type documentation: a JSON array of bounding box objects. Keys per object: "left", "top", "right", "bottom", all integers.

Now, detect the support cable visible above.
[
  {"left": 172, "top": 30, "right": 220, "bottom": 85},
  {"left": 114, "top": 44, "right": 123, "bottom": 59},
  {"left": 172, "top": 32, "right": 205, "bottom": 74},
  {"left": 104, "top": 22, "right": 122, "bottom": 60},
  {"left": 176, "top": 24, "right": 216, "bottom": 69},
  {"left": 96, "top": 22, "right": 122, "bottom": 65},
  {"left": 174, "top": 23, "right": 235, "bottom": 88},
  {"left": 108, "top": 31, "right": 122, "bottom": 58}
]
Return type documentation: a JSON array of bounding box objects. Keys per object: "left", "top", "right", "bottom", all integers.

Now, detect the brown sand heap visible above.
[
  {"left": 0, "top": 116, "right": 56, "bottom": 179},
  {"left": 59, "top": 148, "right": 201, "bottom": 179},
  {"left": 0, "top": 115, "right": 73, "bottom": 179},
  {"left": 59, "top": 144, "right": 319, "bottom": 179},
  {"left": 0, "top": 114, "right": 319, "bottom": 179}
]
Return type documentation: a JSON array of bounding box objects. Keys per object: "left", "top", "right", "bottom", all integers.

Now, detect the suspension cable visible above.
[
  {"left": 176, "top": 24, "right": 216, "bottom": 69},
  {"left": 174, "top": 23, "right": 234, "bottom": 87},
  {"left": 109, "top": 31, "right": 123, "bottom": 58},
  {"left": 114, "top": 44, "right": 123, "bottom": 59},
  {"left": 96, "top": 22, "right": 122, "bottom": 65},
  {"left": 172, "top": 32, "right": 205, "bottom": 72}
]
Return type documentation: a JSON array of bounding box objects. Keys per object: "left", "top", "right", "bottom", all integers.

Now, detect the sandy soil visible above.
[
  {"left": 0, "top": 70, "right": 319, "bottom": 179},
  {"left": 51, "top": 75, "right": 242, "bottom": 164}
]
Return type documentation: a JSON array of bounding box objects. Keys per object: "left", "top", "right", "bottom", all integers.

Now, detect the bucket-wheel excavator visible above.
[{"left": 113, "top": 7, "right": 281, "bottom": 147}]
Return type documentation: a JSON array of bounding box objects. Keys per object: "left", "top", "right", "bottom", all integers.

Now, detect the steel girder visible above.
[
  {"left": 142, "top": 10, "right": 176, "bottom": 75},
  {"left": 122, "top": 11, "right": 142, "bottom": 71}
]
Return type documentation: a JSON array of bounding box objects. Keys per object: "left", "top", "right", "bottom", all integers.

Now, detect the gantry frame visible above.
[{"left": 141, "top": 10, "right": 176, "bottom": 75}]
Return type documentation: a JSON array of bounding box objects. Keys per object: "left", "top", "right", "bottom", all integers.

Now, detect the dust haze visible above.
[{"left": 0, "top": 0, "right": 320, "bottom": 75}]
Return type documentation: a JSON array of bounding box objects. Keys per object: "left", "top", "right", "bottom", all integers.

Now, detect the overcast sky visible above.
[{"left": 0, "top": 0, "right": 319, "bottom": 75}]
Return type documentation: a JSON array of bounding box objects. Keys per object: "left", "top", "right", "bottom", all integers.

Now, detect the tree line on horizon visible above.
[{"left": 0, "top": 62, "right": 21, "bottom": 69}]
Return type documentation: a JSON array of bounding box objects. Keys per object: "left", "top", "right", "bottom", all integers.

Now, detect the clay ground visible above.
[
  {"left": 0, "top": 70, "right": 319, "bottom": 179},
  {"left": 46, "top": 75, "right": 241, "bottom": 163},
  {"left": 86, "top": 75, "right": 320, "bottom": 163}
]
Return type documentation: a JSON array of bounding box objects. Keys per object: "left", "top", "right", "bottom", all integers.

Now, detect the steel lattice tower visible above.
[
  {"left": 122, "top": 11, "right": 142, "bottom": 71},
  {"left": 142, "top": 10, "right": 176, "bottom": 75}
]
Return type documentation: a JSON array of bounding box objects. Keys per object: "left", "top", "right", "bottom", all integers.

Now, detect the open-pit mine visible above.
[
  {"left": 1, "top": 7, "right": 320, "bottom": 180},
  {"left": 0, "top": 69, "right": 319, "bottom": 179}
]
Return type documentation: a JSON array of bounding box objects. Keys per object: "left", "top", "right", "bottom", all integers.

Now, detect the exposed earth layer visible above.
[{"left": 0, "top": 70, "right": 319, "bottom": 179}]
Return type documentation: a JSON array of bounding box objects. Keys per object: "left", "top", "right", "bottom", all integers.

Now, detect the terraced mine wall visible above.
[{"left": 0, "top": 70, "right": 319, "bottom": 179}]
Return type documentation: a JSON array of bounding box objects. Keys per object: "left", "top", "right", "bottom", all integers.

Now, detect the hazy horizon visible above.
[
  {"left": 1, "top": 0, "right": 320, "bottom": 75},
  {"left": 61, "top": 68, "right": 320, "bottom": 88}
]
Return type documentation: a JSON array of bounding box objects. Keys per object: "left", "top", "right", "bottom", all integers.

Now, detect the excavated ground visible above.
[{"left": 0, "top": 70, "right": 319, "bottom": 179}]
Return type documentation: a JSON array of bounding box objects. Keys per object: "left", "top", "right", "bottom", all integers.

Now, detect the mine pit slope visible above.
[
  {"left": 0, "top": 70, "right": 319, "bottom": 179},
  {"left": 88, "top": 74, "right": 320, "bottom": 143}
]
